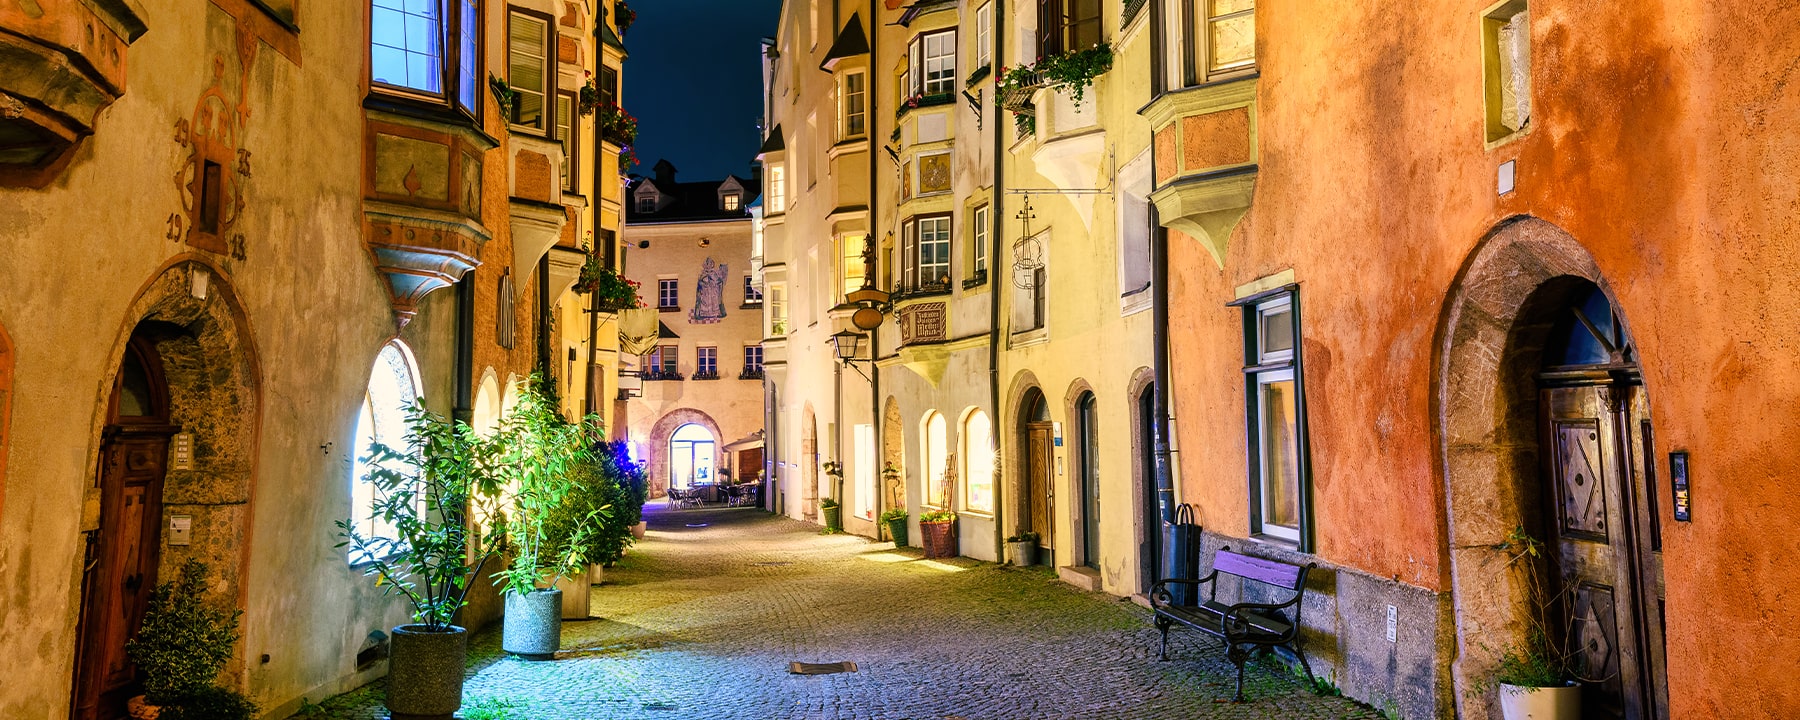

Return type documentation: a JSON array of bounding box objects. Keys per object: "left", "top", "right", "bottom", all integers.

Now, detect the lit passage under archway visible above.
[{"left": 669, "top": 423, "right": 717, "bottom": 490}]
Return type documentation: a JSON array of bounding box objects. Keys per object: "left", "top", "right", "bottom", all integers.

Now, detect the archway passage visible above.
[
  {"left": 668, "top": 423, "right": 717, "bottom": 490},
  {"left": 74, "top": 332, "right": 174, "bottom": 720},
  {"left": 1019, "top": 388, "right": 1052, "bottom": 559},
  {"left": 1134, "top": 384, "right": 1160, "bottom": 594},
  {"left": 1074, "top": 392, "right": 1100, "bottom": 569},
  {"left": 1437, "top": 218, "right": 1668, "bottom": 720}
]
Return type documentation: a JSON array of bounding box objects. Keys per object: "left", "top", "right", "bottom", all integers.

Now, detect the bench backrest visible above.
[{"left": 1213, "top": 550, "right": 1306, "bottom": 590}]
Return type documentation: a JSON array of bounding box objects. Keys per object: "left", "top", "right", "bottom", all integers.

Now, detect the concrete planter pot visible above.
[
  {"left": 386, "top": 624, "right": 467, "bottom": 720},
  {"left": 632, "top": 520, "right": 647, "bottom": 539},
  {"left": 1006, "top": 540, "right": 1038, "bottom": 566},
  {"left": 885, "top": 517, "right": 909, "bottom": 547},
  {"left": 589, "top": 563, "right": 606, "bottom": 584},
  {"left": 502, "top": 588, "right": 563, "bottom": 659},
  {"left": 822, "top": 505, "right": 842, "bottom": 531},
  {"left": 554, "top": 569, "right": 590, "bottom": 620},
  {"left": 1498, "top": 682, "right": 1580, "bottom": 720},
  {"left": 920, "top": 520, "right": 956, "bottom": 559}
]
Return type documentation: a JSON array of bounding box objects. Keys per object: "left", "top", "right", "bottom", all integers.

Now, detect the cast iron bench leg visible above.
[{"left": 1155, "top": 616, "right": 1172, "bottom": 661}]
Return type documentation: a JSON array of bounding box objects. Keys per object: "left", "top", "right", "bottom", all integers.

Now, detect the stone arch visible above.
[
  {"left": 473, "top": 368, "right": 502, "bottom": 435},
  {"left": 91, "top": 258, "right": 262, "bottom": 684},
  {"left": 1434, "top": 216, "right": 1618, "bottom": 716},
  {"left": 0, "top": 321, "right": 11, "bottom": 523},
  {"left": 882, "top": 396, "right": 903, "bottom": 511},
  {"left": 645, "top": 407, "right": 723, "bottom": 499},
  {"left": 1124, "top": 366, "right": 1157, "bottom": 592},
  {"left": 1002, "top": 369, "right": 1045, "bottom": 540}
]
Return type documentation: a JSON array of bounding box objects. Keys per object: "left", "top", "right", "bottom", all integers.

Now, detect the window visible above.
[
  {"left": 555, "top": 92, "right": 577, "bottom": 191},
  {"left": 649, "top": 344, "right": 679, "bottom": 375},
  {"left": 598, "top": 64, "right": 619, "bottom": 110},
  {"left": 1157, "top": 0, "right": 1254, "bottom": 92},
  {"left": 841, "top": 233, "right": 868, "bottom": 297},
  {"left": 1482, "top": 1, "right": 1530, "bottom": 141},
  {"left": 767, "top": 282, "right": 789, "bottom": 335},
  {"left": 907, "top": 30, "right": 957, "bottom": 98},
  {"left": 902, "top": 215, "right": 952, "bottom": 292},
  {"left": 637, "top": 193, "right": 656, "bottom": 213},
  {"left": 744, "top": 275, "right": 764, "bottom": 305},
  {"left": 350, "top": 341, "right": 423, "bottom": 563},
  {"left": 372, "top": 0, "right": 482, "bottom": 116},
  {"left": 1038, "top": 0, "right": 1101, "bottom": 59},
  {"left": 976, "top": 3, "right": 993, "bottom": 68},
  {"left": 1241, "top": 290, "right": 1307, "bottom": 545},
  {"left": 970, "top": 205, "right": 990, "bottom": 281},
  {"left": 767, "top": 164, "right": 786, "bottom": 213},
  {"left": 839, "top": 71, "right": 867, "bottom": 140},
  {"left": 743, "top": 345, "right": 765, "bottom": 375},
  {"left": 1117, "top": 152, "right": 1153, "bottom": 310},
  {"left": 722, "top": 193, "right": 741, "bottom": 211},
  {"left": 923, "top": 411, "right": 948, "bottom": 507},
  {"left": 696, "top": 346, "right": 718, "bottom": 378},
  {"left": 1010, "top": 232, "right": 1048, "bottom": 332},
  {"left": 507, "top": 10, "right": 553, "bottom": 132},
  {"left": 658, "top": 278, "right": 679, "bottom": 310},
  {"left": 963, "top": 410, "right": 994, "bottom": 513}
]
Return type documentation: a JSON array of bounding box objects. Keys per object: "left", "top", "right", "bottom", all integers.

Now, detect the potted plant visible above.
[
  {"left": 572, "top": 247, "right": 642, "bottom": 312},
  {"left": 489, "top": 375, "right": 602, "bottom": 659},
  {"left": 919, "top": 455, "right": 958, "bottom": 559},
  {"left": 544, "top": 440, "right": 648, "bottom": 615},
  {"left": 879, "top": 507, "right": 908, "bottom": 547},
  {"left": 820, "top": 497, "right": 842, "bottom": 532},
  {"left": 124, "top": 560, "right": 257, "bottom": 720},
  {"left": 1005, "top": 531, "right": 1041, "bottom": 567},
  {"left": 1473, "top": 527, "right": 1586, "bottom": 720},
  {"left": 338, "top": 402, "right": 502, "bottom": 720}
]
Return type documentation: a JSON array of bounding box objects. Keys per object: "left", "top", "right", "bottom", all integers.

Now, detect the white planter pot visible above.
[
  {"left": 554, "top": 570, "right": 590, "bottom": 620},
  {"left": 1499, "top": 682, "right": 1580, "bottom": 720},
  {"left": 632, "top": 520, "right": 647, "bottom": 539}
]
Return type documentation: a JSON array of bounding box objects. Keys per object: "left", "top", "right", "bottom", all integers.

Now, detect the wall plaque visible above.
[{"left": 1670, "top": 451, "right": 1691, "bottom": 522}]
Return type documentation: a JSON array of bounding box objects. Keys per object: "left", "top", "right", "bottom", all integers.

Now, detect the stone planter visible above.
[
  {"left": 502, "top": 588, "right": 563, "bottom": 659},
  {"left": 885, "top": 517, "right": 909, "bottom": 547},
  {"left": 632, "top": 520, "right": 647, "bottom": 539},
  {"left": 822, "top": 505, "right": 842, "bottom": 531},
  {"left": 920, "top": 520, "right": 956, "bottom": 559},
  {"left": 1499, "top": 682, "right": 1580, "bottom": 720},
  {"left": 386, "top": 624, "right": 467, "bottom": 720},
  {"left": 554, "top": 569, "right": 590, "bottom": 620},
  {"left": 126, "top": 696, "right": 159, "bottom": 720},
  {"left": 589, "top": 563, "right": 606, "bottom": 585},
  {"left": 1007, "top": 540, "right": 1038, "bottom": 567}
]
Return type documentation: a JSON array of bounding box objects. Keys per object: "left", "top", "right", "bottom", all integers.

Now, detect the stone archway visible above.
[
  {"left": 88, "top": 259, "right": 261, "bottom": 689},
  {"left": 1435, "top": 216, "right": 1620, "bottom": 716},
  {"left": 1003, "top": 370, "right": 1047, "bottom": 545},
  {"left": 645, "top": 407, "right": 723, "bottom": 499},
  {"left": 1125, "top": 366, "right": 1158, "bottom": 593}
]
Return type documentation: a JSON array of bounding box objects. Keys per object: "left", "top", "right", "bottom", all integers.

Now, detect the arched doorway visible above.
[
  {"left": 1019, "top": 388, "right": 1052, "bottom": 560},
  {"left": 882, "top": 397, "right": 904, "bottom": 513},
  {"left": 348, "top": 341, "right": 422, "bottom": 563},
  {"left": 73, "top": 332, "right": 174, "bottom": 720},
  {"left": 1133, "top": 381, "right": 1160, "bottom": 594},
  {"left": 801, "top": 406, "right": 817, "bottom": 521},
  {"left": 1438, "top": 217, "right": 1668, "bottom": 719},
  {"left": 1074, "top": 391, "right": 1100, "bottom": 569},
  {"left": 668, "top": 423, "right": 717, "bottom": 490}
]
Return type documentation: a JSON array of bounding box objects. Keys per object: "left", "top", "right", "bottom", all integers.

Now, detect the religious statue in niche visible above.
[{"left": 689, "top": 258, "right": 728, "bottom": 324}]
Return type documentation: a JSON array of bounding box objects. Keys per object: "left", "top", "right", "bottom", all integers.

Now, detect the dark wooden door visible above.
[
  {"left": 1137, "top": 389, "right": 1160, "bottom": 594},
  {"left": 1027, "top": 422, "right": 1053, "bottom": 554},
  {"left": 1541, "top": 382, "right": 1666, "bottom": 719},
  {"left": 73, "top": 428, "right": 170, "bottom": 720},
  {"left": 1076, "top": 395, "right": 1100, "bottom": 569}
]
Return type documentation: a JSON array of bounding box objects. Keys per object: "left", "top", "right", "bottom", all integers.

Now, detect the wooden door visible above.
[
  {"left": 1541, "top": 383, "right": 1665, "bottom": 719},
  {"left": 73, "top": 429, "right": 170, "bottom": 720},
  {"left": 1027, "top": 423, "right": 1053, "bottom": 553}
]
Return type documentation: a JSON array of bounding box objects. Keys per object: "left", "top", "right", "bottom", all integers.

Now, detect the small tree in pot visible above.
[
  {"left": 489, "top": 375, "right": 601, "bottom": 659},
  {"left": 125, "top": 560, "right": 257, "bottom": 720},
  {"left": 337, "top": 403, "right": 503, "bottom": 720},
  {"left": 919, "top": 454, "right": 958, "bottom": 559}
]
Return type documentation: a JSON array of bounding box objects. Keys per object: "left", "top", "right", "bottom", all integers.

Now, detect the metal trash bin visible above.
[{"left": 1160, "top": 504, "right": 1202, "bottom": 606}]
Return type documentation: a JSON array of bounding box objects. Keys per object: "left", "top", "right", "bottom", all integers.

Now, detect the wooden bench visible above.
[{"left": 1150, "top": 548, "right": 1317, "bottom": 701}]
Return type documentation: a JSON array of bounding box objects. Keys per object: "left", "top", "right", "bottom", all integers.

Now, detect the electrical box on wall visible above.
[{"left": 168, "top": 515, "right": 192, "bottom": 546}]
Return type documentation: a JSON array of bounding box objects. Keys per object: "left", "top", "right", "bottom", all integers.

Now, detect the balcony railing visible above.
[
  {"left": 739, "top": 367, "right": 765, "bottom": 380},
  {"left": 692, "top": 370, "right": 720, "bottom": 380},
  {"left": 643, "top": 369, "right": 684, "bottom": 381},
  {"left": 891, "top": 280, "right": 953, "bottom": 302}
]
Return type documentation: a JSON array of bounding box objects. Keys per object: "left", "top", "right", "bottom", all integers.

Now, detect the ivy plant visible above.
[{"left": 997, "top": 43, "right": 1115, "bottom": 105}]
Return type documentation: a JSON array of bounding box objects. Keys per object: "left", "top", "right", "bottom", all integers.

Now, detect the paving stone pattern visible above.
[{"left": 297, "top": 505, "right": 1383, "bottom": 720}]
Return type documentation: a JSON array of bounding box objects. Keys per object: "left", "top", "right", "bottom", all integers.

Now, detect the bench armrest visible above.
[
  {"left": 1149, "top": 572, "right": 1217, "bottom": 609},
  {"left": 1223, "top": 600, "right": 1300, "bottom": 640}
]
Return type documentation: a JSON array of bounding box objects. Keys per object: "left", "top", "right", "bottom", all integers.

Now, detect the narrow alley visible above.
[{"left": 298, "top": 505, "right": 1382, "bottom": 720}]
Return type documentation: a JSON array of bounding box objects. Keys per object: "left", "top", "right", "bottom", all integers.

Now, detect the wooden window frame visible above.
[
  {"left": 1037, "top": 0, "right": 1101, "bottom": 60},
  {"left": 555, "top": 90, "right": 579, "bottom": 192},
  {"left": 839, "top": 70, "right": 868, "bottom": 141},
  {"left": 506, "top": 7, "right": 558, "bottom": 135},
  {"left": 1153, "top": 0, "right": 1255, "bottom": 94}
]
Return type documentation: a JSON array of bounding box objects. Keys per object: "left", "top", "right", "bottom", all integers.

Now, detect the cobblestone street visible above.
[{"left": 299, "top": 506, "right": 1384, "bottom": 720}]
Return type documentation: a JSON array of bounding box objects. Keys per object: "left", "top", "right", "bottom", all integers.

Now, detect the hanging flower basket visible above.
[
  {"left": 596, "top": 104, "right": 638, "bottom": 146},
  {"left": 573, "top": 246, "right": 642, "bottom": 311},
  {"left": 997, "top": 43, "right": 1115, "bottom": 109}
]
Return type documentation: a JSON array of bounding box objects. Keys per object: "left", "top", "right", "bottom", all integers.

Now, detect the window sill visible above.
[
  {"left": 659, "top": 306, "right": 681, "bottom": 313},
  {"left": 740, "top": 303, "right": 764, "bottom": 309},
  {"left": 1009, "top": 327, "right": 1049, "bottom": 348},
  {"left": 895, "top": 93, "right": 956, "bottom": 120},
  {"left": 1248, "top": 532, "right": 1302, "bottom": 552},
  {"left": 965, "top": 64, "right": 992, "bottom": 89},
  {"left": 363, "top": 93, "right": 497, "bottom": 150}
]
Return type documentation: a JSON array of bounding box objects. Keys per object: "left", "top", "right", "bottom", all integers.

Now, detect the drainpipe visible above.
[
  {"left": 538, "top": 256, "right": 553, "bottom": 390},
  {"left": 453, "top": 271, "right": 476, "bottom": 425},
  {"left": 1151, "top": 213, "right": 1175, "bottom": 528},
  {"left": 988, "top": 0, "right": 1006, "bottom": 562},
  {"left": 866, "top": 13, "right": 884, "bottom": 535}
]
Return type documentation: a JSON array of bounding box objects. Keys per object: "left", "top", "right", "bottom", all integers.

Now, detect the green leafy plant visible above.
[
  {"left": 920, "top": 509, "right": 956, "bottom": 523},
  {"left": 489, "top": 374, "right": 605, "bottom": 597},
  {"left": 613, "top": 0, "right": 636, "bottom": 35},
  {"left": 573, "top": 245, "right": 642, "bottom": 310},
  {"left": 998, "top": 44, "right": 1114, "bottom": 105},
  {"left": 337, "top": 404, "right": 504, "bottom": 631},
  {"left": 878, "top": 507, "right": 907, "bottom": 523},
  {"left": 1005, "top": 531, "right": 1040, "bottom": 544},
  {"left": 596, "top": 104, "right": 638, "bottom": 146},
  {"left": 488, "top": 75, "right": 518, "bottom": 116},
  {"left": 126, "top": 560, "right": 242, "bottom": 705},
  {"left": 545, "top": 440, "right": 647, "bottom": 566},
  {"left": 820, "top": 497, "right": 840, "bottom": 510},
  {"left": 1469, "top": 526, "right": 1601, "bottom": 694},
  {"left": 156, "top": 686, "right": 258, "bottom": 720}
]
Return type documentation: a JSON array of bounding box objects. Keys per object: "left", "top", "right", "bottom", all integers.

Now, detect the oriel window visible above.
[
  {"left": 839, "top": 71, "right": 867, "bottom": 140},
  {"left": 371, "top": 0, "right": 483, "bottom": 119},
  {"left": 1156, "top": 0, "right": 1255, "bottom": 92}
]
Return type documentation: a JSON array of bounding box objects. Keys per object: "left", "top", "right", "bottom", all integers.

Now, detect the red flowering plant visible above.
[
  {"left": 573, "top": 242, "right": 643, "bottom": 311},
  {"left": 597, "top": 104, "right": 638, "bottom": 146}
]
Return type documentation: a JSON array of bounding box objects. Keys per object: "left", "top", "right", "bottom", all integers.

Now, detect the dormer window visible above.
[
  {"left": 722, "top": 193, "right": 741, "bottom": 211},
  {"left": 637, "top": 194, "right": 656, "bottom": 213}
]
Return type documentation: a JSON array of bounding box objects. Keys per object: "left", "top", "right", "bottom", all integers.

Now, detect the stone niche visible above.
[{"left": 0, "top": 0, "right": 149, "bottom": 187}]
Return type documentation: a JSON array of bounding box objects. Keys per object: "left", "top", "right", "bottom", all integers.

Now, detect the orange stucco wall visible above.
[{"left": 1169, "top": 2, "right": 1800, "bottom": 716}]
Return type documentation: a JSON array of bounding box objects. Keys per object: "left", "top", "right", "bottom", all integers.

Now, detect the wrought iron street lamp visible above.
[{"left": 830, "top": 329, "right": 872, "bottom": 381}]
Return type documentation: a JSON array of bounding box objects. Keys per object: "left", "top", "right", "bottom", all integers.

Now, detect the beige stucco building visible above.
[
  {"left": 0, "top": 0, "right": 627, "bottom": 717},
  {"left": 622, "top": 163, "right": 766, "bottom": 498}
]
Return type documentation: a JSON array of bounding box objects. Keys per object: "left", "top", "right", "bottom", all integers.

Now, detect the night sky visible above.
[{"left": 623, "top": 0, "right": 784, "bottom": 183}]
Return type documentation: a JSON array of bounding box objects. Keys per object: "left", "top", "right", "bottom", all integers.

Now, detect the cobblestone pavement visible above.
[{"left": 296, "top": 505, "right": 1383, "bottom": 720}]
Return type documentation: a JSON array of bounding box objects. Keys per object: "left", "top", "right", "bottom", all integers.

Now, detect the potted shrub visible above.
[
  {"left": 124, "top": 560, "right": 257, "bottom": 720},
  {"left": 1005, "top": 531, "right": 1041, "bottom": 567},
  {"left": 338, "top": 403, "right": 503, "bottom": 720},
  {"left": 879, "top": 507, "right": 908, "bottom": 547},
  {"left": 1474, "top": 527, "right": 1585, "bottom": 720},
  {"left": 489, "top": 375, "right": 602, "bottom": 659},
  {"left": 919, "top": 455, "right": 959, "bottom": 558},
  {"left": 543, "top": 440, "right": 648, "bottom": 617}
]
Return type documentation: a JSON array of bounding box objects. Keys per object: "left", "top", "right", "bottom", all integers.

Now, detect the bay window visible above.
[
  {"left": 371, "top": 0, "right": 482, "bottom": 118},
  {"left": 839, "top": 71, "right": 867, "bottom": 140},
  {"left": 901, "top": 215, "right": 952, "bottom": 293},
  {"left": 1156, "top": 0, "right": 1255, "bottom": 92},
  {"left": 767, "top": 164, "right": 787, "bottom": 213},
  {"left": 906, "top": 30, "right": 957, "bottom": 98},
  {"left": 841, "top": 233, "right": 868, "bottom": 298}
]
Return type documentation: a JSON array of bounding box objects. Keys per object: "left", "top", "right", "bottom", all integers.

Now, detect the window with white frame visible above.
[
  {"left": 767, "top": 164, "right": 787, "bottom": 213},
  {"left": 976, "top": 4, "right": 993, "bottom": 68},
  {"left": 350, "top": 341, "right": 422, "bottom": 563},
  {"left": 1242, "top": 290, "right": 1306, "bottom": 545},
  {"left": 971, "top": 205, "right": 990, "bottom": 281},
  {"left": 636, "top": 192, "right": 656, "bottom": 213},
  {"left": 839, "top": 71, "right": 867, "bottom": 140},
  {"left": 696, "top": 346, "right": 718, "bottom": 377},
  {"left": 744, "top": 275, "right": 764, "bottom": 305},
  {"left": 841, "top": 233, "right": 868, "bottom": 298},
  {"left": 767, "top": 282, "right": 789, "bottom": 335},
  {"left": 649, "top": 344, "right": 679, "bottom": 375},
  {"left": 923, "top": 411, "right": 948, "bottom": 507},
  {"left": 907, "top": 30, "right": 957, "bottom": 98},
  {"left": 1117, "top": 152, "right": 1152, "bottom": 309},
  {"left": 1157, "top": 0, "right": 1254, "bottom": 93},
  {"left": 507, "top": 10, "right": 554, "bottom": 132},
  {"left": 658, "top": 278, "right": 679, "bottom": 309},
  {"left": 743, "top": 345, "right": 764, "bottom": 375},
  {"left": 963, "top": 409, "right": 994, "bottom": 512},
  {"left": 722, "top": 193, "right": 741, "bottom": 211},
  {"left": 555, "top": 92, "right": 577, "bottom": 191},
  {"left": 902, "top": 215, "right": 952, "bottom": 292}
]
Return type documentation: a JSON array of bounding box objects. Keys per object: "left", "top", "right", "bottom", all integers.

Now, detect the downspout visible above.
[
  {"left": 1151, "top": 214, "right": 1175, "bottom": 527},
  {"left": 866, "top": 13, "right": 884, "bottom": 535},
  {"left": 453, "top": 271, "right": 476, "bottom": 424},
  {"left": 988, "top": 0, "right": 1006, "bottom": 563},
  {"left": 538, "top": 256, "right": 553, "bottom": 388}
]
